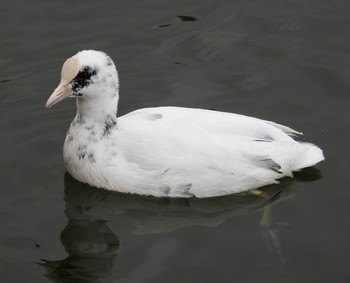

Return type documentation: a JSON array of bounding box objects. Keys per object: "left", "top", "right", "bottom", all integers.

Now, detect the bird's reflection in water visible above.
[
  {"left": 258, "top": 167, "right": 322, "bottom": 266},
  {"left": 40, "top": 205, "right": 120, "bottom": 282},
  {"left": 41, "top": 168, "right": 321, "bottom": 282}
]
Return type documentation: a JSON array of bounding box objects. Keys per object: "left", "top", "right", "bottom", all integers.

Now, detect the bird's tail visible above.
[{"left": 290, "top": 142, "right": 324, "bottom": 171}]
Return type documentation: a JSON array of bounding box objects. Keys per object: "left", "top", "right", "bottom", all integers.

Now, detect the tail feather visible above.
[
  {"left": 291, "top": 142, "right": 324, "bottom": 171},
  {"left": 264, "top": 120, "right": 303, "bottom": 137}
]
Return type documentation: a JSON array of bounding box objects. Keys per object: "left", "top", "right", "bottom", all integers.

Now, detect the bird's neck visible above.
[{"left": 73, "top": 93, "right": 119, "bottom": 134}]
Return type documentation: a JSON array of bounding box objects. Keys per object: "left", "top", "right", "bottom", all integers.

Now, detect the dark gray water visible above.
[{"left": 1, "top": 0, "right": 349, "bottom": 282}]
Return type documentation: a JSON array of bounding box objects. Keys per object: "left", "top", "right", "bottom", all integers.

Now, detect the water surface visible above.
[{"left": 1, "top": 0, "right": 349, "bottom": 282}]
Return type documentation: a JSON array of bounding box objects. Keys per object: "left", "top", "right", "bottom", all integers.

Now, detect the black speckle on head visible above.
[
  {"left": 71, "top": 66, "right": 98, "bottom": 95},
  {"left": 103, "top": 115, "right": 117, "bottom": 136},
  {"left": 106, "top": 57, "right": 113, "bottom": 66}
]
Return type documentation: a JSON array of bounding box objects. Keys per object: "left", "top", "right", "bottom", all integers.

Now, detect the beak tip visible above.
[
  {"left": 45, "top": 82, "right": 72, "bottom": 109},
  {"left": 45, "top": 102, "right": 52, "bottom": 109}
]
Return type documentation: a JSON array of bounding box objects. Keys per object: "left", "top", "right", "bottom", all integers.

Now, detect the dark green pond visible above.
[{"left": 1, "top": 0, "right": 349, "bottom": 282}]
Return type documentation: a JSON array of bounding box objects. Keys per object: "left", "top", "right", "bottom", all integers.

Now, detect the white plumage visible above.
[{"left": 46, "top": 50, "right": 324, "bottom": 198}]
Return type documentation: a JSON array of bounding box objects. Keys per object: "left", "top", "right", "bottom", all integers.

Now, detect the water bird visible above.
[{"left": 46, "top": 50, "right": 324, "bottom": 198}]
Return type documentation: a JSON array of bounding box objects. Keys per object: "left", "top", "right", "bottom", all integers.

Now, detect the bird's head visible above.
[{"left": 46, "top": 50, "right": 119, "bottom": 108}]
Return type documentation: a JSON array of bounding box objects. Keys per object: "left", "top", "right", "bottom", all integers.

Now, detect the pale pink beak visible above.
[{"left": 45, "top": 82, "right": 73, "bottom": 108}]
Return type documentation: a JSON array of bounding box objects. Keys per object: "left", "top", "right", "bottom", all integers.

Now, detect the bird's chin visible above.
[{"left": 46, "top": 82, "right": 73, "bottom": 108}]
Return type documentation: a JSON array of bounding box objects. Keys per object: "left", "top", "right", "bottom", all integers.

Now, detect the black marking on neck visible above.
[
  {"left": 72, "top": 113, "right": 85, "bottom": 126},
  {"left": 103, "top": 114, "right": 117, "bottom": 136},
  {"left": 110, "top": 81, "right": 119, "bottom": 98},
  {"left": 87, "top": 127, "right": 98, "bottom": 143}
]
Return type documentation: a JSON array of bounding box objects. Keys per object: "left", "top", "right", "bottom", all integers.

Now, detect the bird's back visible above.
[{"left": 101, "top": 107, "right": 324, "bottom": 197}]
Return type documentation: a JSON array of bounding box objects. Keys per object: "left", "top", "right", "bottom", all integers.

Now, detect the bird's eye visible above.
[{"left": 71, "top": 66, "right": 97, "bottom": 95}]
